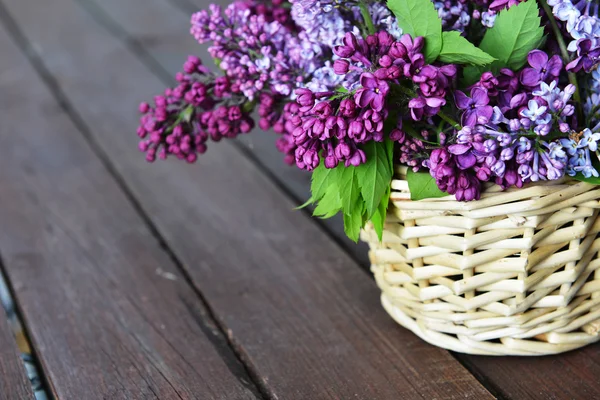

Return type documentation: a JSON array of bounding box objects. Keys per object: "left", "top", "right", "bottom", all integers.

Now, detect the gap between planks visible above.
[
  {"left": 0, "top": 2, "right": 268, "bottom": 399},
  {"left": 74, "top": 0, "right": 372, "bottom": 269},
  {"left": 70, "top": 0, "right": 600, "bottom": 399},
  {"left": 1, "top": 0, "right": 496, "bottom": 398},
  {"left": 67, "top": 0, "right": 503, "bottom": 397}
]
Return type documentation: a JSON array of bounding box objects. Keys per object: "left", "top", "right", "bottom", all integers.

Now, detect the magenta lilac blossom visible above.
[{"left": 135, "top": 0, "right": 600, "bottom": 206}]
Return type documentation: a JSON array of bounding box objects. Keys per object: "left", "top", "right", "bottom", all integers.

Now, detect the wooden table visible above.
[{"left": 0, "top": 0, "right": 599, "bottom": 398}]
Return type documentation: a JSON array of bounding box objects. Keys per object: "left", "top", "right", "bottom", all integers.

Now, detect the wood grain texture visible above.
[
  {"left": 460, "top": 352, "right": 600, "bottom": 399},
  {"left": 80, "top": 0, "right": 371, "bottom": 267},
  {"left": 0, "top": 8, "right": 260, "bottom": 400},
  {"left": 1, "top": 0, "right": 494, "bottom": 398},
  {"left": 98, "top": 0, "right": 600, "bottom": 398},
  {"left": 0, "top": 299, "right": 33, "bottom": 399}
]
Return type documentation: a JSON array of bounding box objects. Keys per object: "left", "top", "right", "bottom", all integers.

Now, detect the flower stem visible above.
[
  {"left": 437, "top": 110, "right": 461, "bottom": 129},
  {"left": 359, "top": 2, "right": 375, "bottom": 35},
  {"left": 539, "top": 0, "right": 583, "bottom": 110}
]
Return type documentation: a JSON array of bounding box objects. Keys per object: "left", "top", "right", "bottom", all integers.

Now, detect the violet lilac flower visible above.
[
  {"left": 354, "top": 73, "right": 390, "bottom": 111},
  {"left": 567, "top": 39, "right": 600, "bottom": 72},
  {"left": 520, "top": 50, "right": 563, "bottom": 87},
  {"left": 137, "top": 57, "right": 254, "bottom": 163},
  {"left": 455, "top": 88, "right": 493, "bottom": 127}
]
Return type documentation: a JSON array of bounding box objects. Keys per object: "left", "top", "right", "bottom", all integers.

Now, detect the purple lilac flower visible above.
[
  {"left": 289, "top": 0, "right": 349, "bottom": 48},
  {"left": 334, "top": 31, "right": 456, "bottom": 125},
  {"left": 520, "top": 99, "right": 551, "bottom": 136},
  {"left": 580, "top": 128, "right": 600, "bottom": 151},
  {"left": 355, "top": 73, "right": 390, "bottom": 111},
  {"left": 567, "top": 38, "right": 600, "bottom": 72},
  {"left": 390, "top": 124, "right": 427, "bottom": 171},
  {"left": 286, "top": 30, "right": 457, "bottom": 171},
  {"left": 585, "top": 69, "right": 600, "bottom": 126},
  {"left": 434, "top": 0, "right": 471, "bottom": 32},
  {"left": 447, "top": 57, "right": 581, "bottom": 190},
  {"left": 428, "top": 148, "right": 481, "bottom": 201},
  {"left": 369, "top": 2, "right": 403, "bottom": 39},
  {"left": 137, "top": 57, "right": 254, "bottom": 163},
  {"left": 191, "top": 3, "right": 330, "bottom": 100},
  {"left": 520, "top": 50, "right": 563, "bottom": 87},
  {"left": 288, "top": 84, "right": 388, "bottom": 170},
  {"left": 250, "top": 0, "right": 295, "bottom": 29},
  {"left": 551, "top": 0, "right": 600, "bottom": 72},
  {"left": 561, "top": 130, "right": 600, "bottom": 178},
  {"left": 455, "top": 87, "right": 493, "bottom": 127}
]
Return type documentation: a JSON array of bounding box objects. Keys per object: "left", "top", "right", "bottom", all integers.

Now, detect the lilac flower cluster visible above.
[
  {"left": 561, "top": 129, "right": 600, "bottom": 178},
  {"left": 250, "top": 0, "right": 295, "bottom": 29},
  {"left": 191, "top": 2, "right": 323, "bottom": 99},
  {"left": 434, "top": 0, "right": 470, "bottom": 32},
  {"left": 550, "top": 0, "right": 600, "bottom": 72},
  {"left": 289, "top": 0, "right": 351, "bottom": 48},
  {"left": 137, "top": 56, "right": 254, "bottom": 163},
  {"left": 369, "top": 2, "right": 404, "bottom": 39},
  {"left": 585, "top": 68, "right": 600, "bottom": 127},
  {"left": 426, "top": 49, "right": 581, "bottom": 200},
  {"left": 429, "top": 147, "right": 484, "bottom": 201},
  {"left": 284, "top": 30, "right": 457, "bottom": 171},
  {"left": 135, "top": 0, "right": 600, "bottom": 207}
]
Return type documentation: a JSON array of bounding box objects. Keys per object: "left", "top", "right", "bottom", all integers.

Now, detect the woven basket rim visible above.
[
  {"left": 364, "top": 171, "right": 600, "bottom": 355},
  {"left": 390, "top": 168, "right": 600, "bottom": 218}
]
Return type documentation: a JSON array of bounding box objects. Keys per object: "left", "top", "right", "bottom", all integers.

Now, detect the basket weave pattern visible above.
[{"left": 362, "top": 168, "right": 600, "bottom": 355}]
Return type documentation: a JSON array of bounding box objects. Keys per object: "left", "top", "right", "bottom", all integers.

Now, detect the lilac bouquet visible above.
[{"left": 136, "top": 0, "right": 600, "bottom": 241}]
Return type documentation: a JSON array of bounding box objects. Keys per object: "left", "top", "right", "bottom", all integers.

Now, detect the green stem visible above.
[
  {"left": 359, "top": 2, "right": 375, "bottom": 36},
  {"left": 539, "top": 0, "right": 583, "bottom": 116},
  {"left": 437, "top": 110, "right": 461, "bottom": 129}
]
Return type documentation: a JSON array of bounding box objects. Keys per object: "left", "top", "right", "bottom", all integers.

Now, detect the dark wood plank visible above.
[
  {"left": 78, "top": 0, "right": 371, "bottom": 267},
  {"left": 459, "top": 351, "right": 600, "bottom": 399},
  {"left": 0, "top": 292, "right": 33, "bottom": 399},
  {"left": 93, "top": 1, "right": 600, "bottom": 399},
  {"left": 2, "top": 0, "right": 495, "bottom": 398},
  {"left": 0, "top": 8, "right": 261, "bottom": 400}
]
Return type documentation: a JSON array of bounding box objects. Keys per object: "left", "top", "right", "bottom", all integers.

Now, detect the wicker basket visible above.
[{"left": 361, "top": 166, "right": 600, "bottom": 355}]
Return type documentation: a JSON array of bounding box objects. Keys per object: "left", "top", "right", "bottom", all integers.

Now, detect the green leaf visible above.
[
  {"left": 371, "top": 186, "right": 391, "bottom": 241},
  {"left": 438, "top": 31, "right": 496, "bottom": 66},
  {"left": 479, "top": 0, "right": 544, "bottom": 71},
  {"left": 407, "top": 170, "right": 449, "bottom": 201},
  {"left": 311, "top": 163, "right": 342, "bottom": 201},
  {"left": 343, "top": 199, "right": 364, "bottom": 243},
  {"left": 308, "top": 140, "right": 394, "bottom": 241},
  {"left": 339, "top": 168, "right": 361, "bottom": 215},
  {"left": 387, "top": 0, "right": 442, "bottom": 63},
  {"left": 571, "top": 174, "right": 600, "bottom": 185},
  {"left": 462, "top": 65, "right": 485, "bottom": 86},
  {"left": 571, "top": 156, "right": 600, "bottom": 185},
  {"left": 295, "top": 196, "right": 314, "bottom": 210},
  {"left": 355, "top": 139, "right": 394, "bottom": 218},
  {"left": 308, "top": 163, "right": 344, "bottom": 220},
  {"left": 313, "top": 189, "right": 342, "bottom": 218}
]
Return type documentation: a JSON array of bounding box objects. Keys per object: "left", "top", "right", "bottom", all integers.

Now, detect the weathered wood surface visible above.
[
  {"left": 0, "top": 5, "right": 261, "bottom": 399},
  {"left": 0, "top": 0, "right": 494, "bottom": 398},
  {"left": 79, "top": 0, "right": 371, "bottom": 267},
  {"left": 0, "top": 285, "right": 33, "bottom": 398},
  {"left": 460, "top": 352, "right": 600, "bottom": 400},
  {"left": 97, "top": 0, "right": 600, "bottom": 399},
  {"left": 99, "top": 1, "right": 600, "bottom": 399},
  {"left": 3, "top": 0, "right": 600, "bottom": 398}
]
